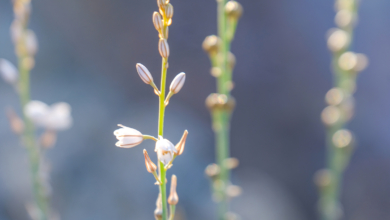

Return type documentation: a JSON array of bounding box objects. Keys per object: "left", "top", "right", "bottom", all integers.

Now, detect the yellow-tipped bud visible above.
[
  {"left": 202, "top": 35, "right": 221, "bottom": 56},
  {"left": 153, "top": 12, "right": 164, "bottom": 32},
  {"left": 165, "top": 3, "right": 174, "bottom": 20},
  {"left": 158, "top": 39, "right": 170, "bottom": 58},
  {"left": 143, "top": 149, "right": 158, "bottom": 173},
  {"left": 175, "top": 130, "right": 188, "bottom": 156},
  {"left": 168, "top": 175, "right": 179, "bottom": 205},
  {"left": 225, "top": 1, "right": 243, "bottom": 20}
]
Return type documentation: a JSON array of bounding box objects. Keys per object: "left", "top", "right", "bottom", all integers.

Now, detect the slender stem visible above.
[
  {"left": 169, "top": 205, "right": 176, "bottom": 220},
  {"left": 15, "top": 7, "right": 49, "bottom": 220},
  {"left": 159, "top": 161, "right": 168, "bottom": 220},
  {"left": 319, "top": 1, "right": 360, "bottom": 220}
]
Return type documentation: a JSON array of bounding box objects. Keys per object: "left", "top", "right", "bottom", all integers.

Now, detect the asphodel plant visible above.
[
  {"left": 0, "top": 1, "right": 72, "bottom": 220},
  {"left": 202, "top": 0, "right": 243, "bottom": 219},
  {"left": 113, "top": 0, "right": 188, "bottom": 220},
  {"left": 315, "top": 0, "right": 368, "bottom": 220}
]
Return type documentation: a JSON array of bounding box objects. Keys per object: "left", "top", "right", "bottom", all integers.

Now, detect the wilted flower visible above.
[
  {"left": 24, "top": 101, "right": 72, "bottom": 130},
  {"left": 155, "top": 136, "right": 177, "bottom": 165},
  {"left": 0, "top": 59, "right": 19, "bottom": 85},
  {"left": 114, "top": 125, "right": 144, "bottom": 148}
]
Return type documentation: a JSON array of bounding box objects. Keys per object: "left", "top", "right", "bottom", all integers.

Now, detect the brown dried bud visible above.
[
  {"left": 168, "top": 175, "right": 179, "bottom": 205},
  {"left": 40, "top": 130, "right": 57, "bottom": 149},
  {"left": 202, "top": 35, "right": 221, "bottom": 56},
  {"left": 158, "top": 39, "right": 170, "bottom": 58},
  {"left": 206, "top": 93, "right": 236, "bottom": 112},
  {"left": 157, "top": 0, "right": 165, "bottom": 9},
  {"left": 175, "top": 130, "right": 188, "bottom": 156},
  {"left": 143, "top": 149, "right": 157, "bottom": 173},
  {"left": 6, "top": 107, "right": 24, "bottom": 135},
  {"left": 205, "top": 163, "right": 220, "bottom": 178},
  {"left": 225, "top": 1, "right": 243, "bottom": 20}
]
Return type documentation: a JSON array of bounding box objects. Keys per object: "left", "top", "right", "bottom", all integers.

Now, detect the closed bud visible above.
[
  {"left": 143, "top": 149, "right": 157, "bottom": 173},
  {"left": 113, "top": 125, "right": 143, "bottom": 148},
  {"left": 40, "top": 130, "right": 57, "bottom": 149},
  {"left": 226, "top": 185, "right": 242, "bottom": 198},
  {"left": 205, "top": 163, "right": 220, "bottom": 178},
  {"left": 327, "top": 29, "right": 349, "bottom": 52},
  {"left": 228, "top": 52, "right": 236, "bottom": 69},
  {"left": 168, "top": 175, "right": 179, "bottom": 205},
  {"left": 338, "top": 51, "right": 357, "bottom": 71},
  {"left": 354, "top": 53, "right": 369, "bottom": 72},
  {"left": 155, "top": 193, "right": 163, "bottom": 220},
  {"left": 224, "top": 158, "right": 239, "bottom": 169},
  {"left": 332, "top": 129, "right": 353, "bottom": 148},
  {"left": 165, "top": 3, "right": 174, "bottom": 20},
  {"left": 26, "top": 30, "right": 38, "bottom": 56},
  {"left": 169, "top": 72, "right": 186, "bottom": 94},
  {"left": 158, "top": 39, "right": 170, "bottom": 58},
  {"left": 225, "top": 1, "right": 243, "bottom": 20},
  {"left": 157, "top": 0, "right": 165, "bottom": 9},
  {"left": 0, "top": 59, "right": 19, "bottom": 85},
  {"left": 153, "top": 12, "right": 164, "bottom": 32},
  {"left": 175, "top": 130, "right": 188, "bottom": 156},
  {"left": 136, "top": 63, "right": 154, "bottom": 84},
  {"left": 203, "top": 35, "right": 221, "bottom": 56},
  {"left": 206, "top": 93, "right": 236, "bottom": 112},
  {"left": 6, "top": 107, "right": 24, "bottom": 135}
]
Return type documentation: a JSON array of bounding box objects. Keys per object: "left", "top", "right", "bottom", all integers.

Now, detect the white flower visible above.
[
  {"left": 24, "top": 100, "right": 72, "bottom": 130},
  {"left": 169, "top": 72, "right": 185, "bottom": 94},
  {"left": 114, "top": 125, "right": 144, "bottom": 148},
  {"left": 0, "top": 59, "right": 19, "bottom": 85},
  {"left": 155, "top": 137, "right": 177, "bottom": 165}
]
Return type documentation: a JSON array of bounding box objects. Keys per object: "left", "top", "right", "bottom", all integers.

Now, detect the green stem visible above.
[
  {"left": 169, "top": 205, "right": 176, "bottom": 220},
  {"left": 159, "top": 161, "right": 168, "bottom": 220}
]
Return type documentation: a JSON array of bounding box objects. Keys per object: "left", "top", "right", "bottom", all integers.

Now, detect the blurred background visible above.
[{"left": 1, "top": 0, "right": 390, "bottom": 219}]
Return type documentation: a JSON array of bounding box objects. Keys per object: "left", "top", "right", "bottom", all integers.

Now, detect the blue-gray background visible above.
[{"left": 1, "top": 0, "right": 390, "bottom": 219}]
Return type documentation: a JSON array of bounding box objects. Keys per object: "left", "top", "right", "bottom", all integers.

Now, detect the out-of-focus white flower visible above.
[
  {"left": 0, "top": 59, "right": 19, "bottom": 85},
  {"left": 169, "top": 72, "right": 185, "bottom": 94},
  {"left": 26, "top": 30, "right": 38, "bottom": 56},
  {"left": 114, "top": 125, "right": 144, "bottom": 148},
  {"left": 155, "top": 136, "right": 177, "bottom": 165},
  {"left": 24, "top": 100, "right": 72, "bottom": 130}
]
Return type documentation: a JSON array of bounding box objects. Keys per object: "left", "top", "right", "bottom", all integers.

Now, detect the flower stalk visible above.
[
  {"left": 203, "top": 1, "right": 242, "bottom": 219},
  {"left": 317, "top": 1, "right": 368, "bottom": 220}
]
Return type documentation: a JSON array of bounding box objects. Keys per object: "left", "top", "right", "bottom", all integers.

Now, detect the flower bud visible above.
[
  {"left": 175, "top": 130, "right": 188, "bottom": 156},
  {"left": 327, "top": 29, "right": 349, "bottom": 52},
  {"left": 158, "top": 39, "right": 170, "bottom": 58},
  {"left": 226, "top": 185, "right": 242, "bottom": 198},
  {"left": 332, "top": 129, "right": 353, "bottom": 148},
  {"left": 168, "top": 175, "right": 179, "bottom": 205},
  {"left": 206, "top": 93, "right": 236, "bottom": 112},
  {"left": 225, "top": 1, "right": 243, "bottom": 20},
  {"left": 26, "top": 30, "right": 38, "bottom": 56},
  {"left": 338, "top": 51, "right": 357, "bottom": 71},
  {"left": 205, "top": 163, "right": 220, "bottom": 178},
  {"left": 203, "top": 35, "right": 221, "bottom": 56},
  {"left": 114, "top": 125, "right": 143, "bottom": 148},
  {"left": 169, "top": 72, "right": 186, "bottom": 94},
  {"left": 157, "top": 0, "right": 165, "bottom": 9},
  {"left": 0, "top": 59, "right": 19, "bottom": 85},
  {"left": 6, "top": 107, "right": 24, "bottom": 135},
  {"left": 40, "top": 130, "right": 57, "bottom": 149},
  {"left": 153, "top": 12, "right": 164, "bottom": 32},
  {"left": 165, "top": 3, "right": 174, "bottom": 20},
  {"left": 155, "top": 193, "right": 163, "bottom": 220},
  {"left": 224, "top": 157, "right": 239, "bottom": 169},
  {"left": 136, "top": 63, "right": 154, "bottom": 84},
  {"left": 143, "top": 149, "right": 157, "bottom": 173},
  {"left": 155, "top": 137, "right": 177, "bottom": 165}
]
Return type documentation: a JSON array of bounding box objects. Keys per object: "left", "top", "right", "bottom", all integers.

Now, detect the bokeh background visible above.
[{"left": 1, "top": 0, "right": 390, "bottom": 219}]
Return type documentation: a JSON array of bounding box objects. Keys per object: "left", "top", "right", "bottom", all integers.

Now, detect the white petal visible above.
[
  {"left": 0, "top": 59, "right": 19, "bottom": 85},
  {"left": 155, "top": 138, "right": 177, "bottom": 153},
  {"left": 114, "top": 125, "right": 143, "bottom": 148},
  {"left": 45, "top": 102, "right": 72, "bottom": 130},
  {"left": 169, "top": 72, "right": 185, "bottom": 94},
  {"left": 24, "top": 100, "right": 50, "bottom": 127}
]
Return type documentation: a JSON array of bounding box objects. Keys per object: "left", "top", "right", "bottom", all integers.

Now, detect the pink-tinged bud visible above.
[
  {"left": 153, "top": 12, "right": 164, "bottom": 32},
  {"left": 143, "top": 149, "right": 157, "bottom": 173},
  {"left": 175, "top": 130, "right": 188, "bottom": 156},
  {"left": 169, "top": 72, "right": 185, "bottom": 94},
  {"left": 168, "top": 175, "right": 179, "bottom": 205},
  {"left": 158, "top": 39, "right": 170, "bottom": 58},
  {"left": 114, "top": 125, "right": 143, "bottom": 148},
  {"left": 136, "top": 63, "right": 154, "bottom": 84},
  {"left": 26, "top": 30, "right": 38, "bottom": 56},
  {"left": 0, "top": 59, "right": 19, "bottom": 85},
  {"left": 6, "top": 107, "right": 24, "bottom": 135}
]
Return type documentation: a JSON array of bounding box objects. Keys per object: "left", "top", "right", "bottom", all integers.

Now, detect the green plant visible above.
[
  {"left": 113, "top": 1, "right": 188, "bottom": 219},
  {"left": 203, "top": 1, "right": 243, "bottom": 219},
  {"left": 315, "top": 0, "right": 368, "bottom": 219}
]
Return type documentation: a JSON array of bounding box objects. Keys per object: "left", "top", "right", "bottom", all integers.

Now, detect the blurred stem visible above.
[
  {"left": 15, "top": 6, "right": 49, "bottom": 220},
  {"left": 169, "top": 205, "right": 176, "bottom": 220},
  {"left": 319, "top": 1, "right": 359, "bottom": 220}
]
